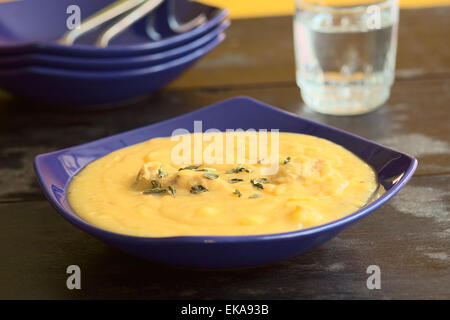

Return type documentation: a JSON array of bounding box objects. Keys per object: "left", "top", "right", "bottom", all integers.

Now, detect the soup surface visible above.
[{"left": 67, "top": 132, "right": 378, "bottom": 237}]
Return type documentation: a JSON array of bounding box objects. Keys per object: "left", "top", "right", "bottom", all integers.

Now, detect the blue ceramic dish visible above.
[
  {"left": 0, "top": 0, "right": 227, "bottom": 57},
  {"left": 0, "top": 33, "right": 224, "bottom": 106},
  {"left": 34, "top": 97, "right": 417, "bottom": 268},
  {"left": 0, "top": 20, "right": 229, "bottom": 71}
]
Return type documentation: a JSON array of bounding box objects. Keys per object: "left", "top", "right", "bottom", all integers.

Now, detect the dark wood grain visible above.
[
  {"left": 0, "top": 7, "right": 449, "bottom": 299},
  {"left": 1, "top": 173, "right": 448, "bottom": 299}
]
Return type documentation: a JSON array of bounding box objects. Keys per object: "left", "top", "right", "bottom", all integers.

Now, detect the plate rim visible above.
[
  {"left": 0, "top": 32, "right": 226, "bottom": 77},
  {"left": 0, "top": 20, "right": 230, "bottom": 67}
]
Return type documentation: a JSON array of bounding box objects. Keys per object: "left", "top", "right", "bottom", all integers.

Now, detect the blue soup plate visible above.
[
  {"left": 0, "top": 33, "right": 225, "bottom": 106},
  {"left": 34, "top": 97, "right": 418, "bottom": 268},
  {"left": 0, "top": 0, "right": 227, "bottom": 57}
]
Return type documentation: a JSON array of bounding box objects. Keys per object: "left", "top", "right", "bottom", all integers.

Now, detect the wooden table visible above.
[{"left": 0, "top": 7, "right": 449, "bottom": 299}]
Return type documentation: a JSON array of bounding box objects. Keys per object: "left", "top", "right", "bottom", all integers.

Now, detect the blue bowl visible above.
[
  {"left": 34, "top": 97, "right": 417, "bottom": 268},
  {"left": 0, "top": 0, "right": 227, "bottom": 57},
  {"left": 0, "top": 33, "right": 225, "bottom": 106},
  {"left": 0, "top": 20, "right": 229, "bottom": 71}
]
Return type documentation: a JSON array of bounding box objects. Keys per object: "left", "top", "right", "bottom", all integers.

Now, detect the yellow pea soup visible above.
[{"left": 67, "top": 132, "right": 378, "bottom": 237}]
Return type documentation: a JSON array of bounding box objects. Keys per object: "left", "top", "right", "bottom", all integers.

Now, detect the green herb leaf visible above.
[
  {"left": 226, "top": 165, "right": 252, "bottom": 174},
  {"left": 168, "top": 185, "right": 176, "bottom": 196},
  {"left": 190, "top": 185, "right": 208, "bottom": 194},
  {"left": 228, "top": 178, "right": 244, "bottom": 184},
  {"left": 151, "top": 180, "right": 161, "bottom": 189},
  {"left": 195, "top": 167, "right": 217, "bottom": 173},
  {"left": 142, "top": 188, "right": 166, "bottom": 194},
  {"left": 203, "top": 172, "right": 219, "bottom": 180},
  {"left": 179, "top": 165, "right": 201, "bottom": 171},
  {"left": 158, "top": 166, "right": 168, "bottom": 178},
  {"left": 250, "top": 179, "right": 264, "bottom": 190},
  {"left": 233, "top": 189, "right": 242, "bottom": 197},
  {"left": 249, "top": 194, "right": 263, "bottom": 198},
  {"left": 283, "top": 157, "right": 291, "bottom": 165}
]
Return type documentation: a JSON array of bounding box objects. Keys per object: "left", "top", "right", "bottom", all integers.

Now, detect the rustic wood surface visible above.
[{"left": 0, "top": 7, "right": 449, "bottom": 299}]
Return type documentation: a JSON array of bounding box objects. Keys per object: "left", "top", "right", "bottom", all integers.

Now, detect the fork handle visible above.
[
  {"left": 96, "top": 0, "right": 165, "bottom": 47},
  {"left": 59, "top": 0, "right": 147, "bottom": 46}
]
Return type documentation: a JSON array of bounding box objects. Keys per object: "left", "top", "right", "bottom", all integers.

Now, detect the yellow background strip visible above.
[
  {"left": 0, "top": 0, "right": 449, "bottom": 19},
  {"left": 199, "top": 0, "right": 450, "bottom": 18}
]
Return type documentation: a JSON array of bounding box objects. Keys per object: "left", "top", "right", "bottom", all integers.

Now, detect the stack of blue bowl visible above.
[{"left": 0, "top": 0, "right": 229, "bottom": 106}]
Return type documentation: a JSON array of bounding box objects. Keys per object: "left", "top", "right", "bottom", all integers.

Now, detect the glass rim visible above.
[{"left": 295, "top": 0, "right": 398, "bottom": 14}]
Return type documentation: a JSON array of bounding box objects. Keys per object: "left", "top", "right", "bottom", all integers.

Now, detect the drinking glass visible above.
[{"left": 293, "top": 0, "right": 399, "bottom": 115}]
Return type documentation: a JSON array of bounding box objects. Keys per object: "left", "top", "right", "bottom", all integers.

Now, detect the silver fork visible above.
[
  {"left": 146, "top": 0, "right": 209, "bottom": 41},
  {"left": 167, "top": 0, "right": 207, "bottom": 33},
  {"left": 96, "top": 0, "right": 164, "bottom": 47},
  {"left": 59, "top": 0, "right": 147, "bottom": 46}
]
